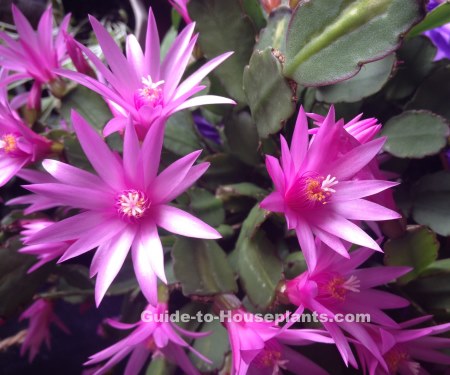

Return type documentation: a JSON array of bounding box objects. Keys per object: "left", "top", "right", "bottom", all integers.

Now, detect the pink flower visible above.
[
  {"left": 20, "top": 299, "right": 69, "bottom": 362},
  {"left": 19, "top": 220, "right": 70, "bottom": 272},
  {"left": 260, "top": 106, "right": 400, "bottom": 269},
  {"left": 23, "top": 111, "right": 220, "bottom": 306},
  {"left": 56, "top": 8, "right": 234, "bottom": 138},
  {"left": 0, "top": 70, "right": 50, "bottom": 186},
  {"left": 225, "top": 308, "right": 332, "bottom": 375},
  {"left": 169, "top": 0, "right": 192, "bottom": 24},
  {"left": 0, "top": 5, "right": 71, "bottom": 106},
  {"left": 284, "top": 240, "right": 410, "bottom": 368},
  {"left": 354, "top": 316, "right": 450, "bottom": 375},
  {"left": 85, "top": 302, "right": 210, "bottom": 375}
]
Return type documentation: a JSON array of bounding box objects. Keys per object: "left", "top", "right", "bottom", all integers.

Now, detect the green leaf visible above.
[
  {"left": 203, "top": 153, "right": 250, "bottom": 190},
  {"left": 164, "top": 111, "right": 203, "bottom": 156},
  {"left": 191, "top": 319, "right": 229, "bottom": 372},
  {"left": 145, "top": 357, "right": 175, "bottom": 375},
  {"left": 172, "top": 238, "right": 238, "bottom": 296},
  {"left": 243, "top": 48, "right": 296, "bottom": 138},
  {"left": 316, "top": 54, "right": 396, "bottom": 103},
  {"left": 408, "top": 2, "right": 450, "bottom": 37},
  {"left": 238, "top": 231, "right": 283, "bottom": 309},
  {"left": 384, "top": 37, "right": 437, "bottom": 100},
  {"left": 224, "top": 111, "right": 260, "bottom": 165},
  {"left": 57, "top": 265, "right": 93, "bottom": 290},
  {"left": 381, "top": 110, "right": 449, "bottom": 158},
  {"left": 0, "top": 238, "right": 52, "bottom": 318},
  {"left": 284, "top": 0, "right": 423, "bottom": 86},
  {"left": 284, "top": 251, "right": 308, "bottom": 279},
  {"left": 242, "top": 0, "right": 267, "bottom": 31},
  {"left": 234, "top": 205, "right": 281, "bottom": 309},
  {"left": 255, "top": 7, "right": 291, "bottom": 53},
  {"left": 62, "top": 134, "right": 93, "bottom": 171},
  {"left": 384, "top": 226, "right": 439, "bottom": 284},
  {"left": 407, "top": 65, "right": 450, "bottom": 120},
  {"left": 188, "top": 0, "right": 256, "bottom": 104},
  {"left": 60, "top": 86, "right": 112, "bottom": 130},
  {"left": 217, "top": 182, "right": 267, "bottom": 200},
  {"left": 161, "top": 27, "right": 178, "bottom": 60},
  {"left": 187, "top": 188, "right": 225, "bottom": 227},
  {"left": 411, "top": 171, "right": 450, "bottom": 236}
]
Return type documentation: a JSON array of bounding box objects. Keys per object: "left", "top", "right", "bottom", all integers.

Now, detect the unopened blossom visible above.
[
  {"left": 20, "top": 299, "right": 69, "bottom": 362},
  {"left": 19, "top": 220, "right": 69, "bottom": 272},
  {"left": 24, "top": 111, "right": 220, "bottom": 306},
  {"left": 354, "top": 316, "right": 450, "bottom": 374},
  {"left": 85, "top": 302, "right": 210, "bottom": 375},
  {"left": 0, "top": 70, "right": 50, "bottom": 186},
  {"left": 284, "top": 240, "right": 410, "bottom": 368},
  {"left": 57, "top": 8, "right": 234, "bottom": 138},
  {"left": 424, "top": 0, "right": 450, "bottom": 60},
  {"left": 168, "top": 0, "right": 192, "bottom": 24},
  {"left": 260, "top": 106, "right": 400, "bottom": 268},
  {"left": 0, "top": 5, "right": 71, "bottom": 106},
  {"left": 225, "top": 308, "right": 332, "bottom": 375}
]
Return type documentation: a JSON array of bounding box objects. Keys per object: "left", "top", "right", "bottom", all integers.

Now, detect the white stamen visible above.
[
  {"left": 321, "top": 174, "right": 338, "bottom": 193},
  {"left": 141, "top": 75, "right": 165, "bottom": 88},
  {"left": 343, "top": 275, "right": 360, "bottom": 293},
  {"left": 0, "top": 140, "right": 5, "bottom": 149}
]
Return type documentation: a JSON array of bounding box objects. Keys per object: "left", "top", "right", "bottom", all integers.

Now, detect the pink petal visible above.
[
  {"left": 332, "top": 180, "right": 399, "bottom": 202},
  {"left": 131, "top": 235, "right": 158, "bottom": 306},
  {"left": 123, "top": 118, "right": 141, "bottom": 186},
  {"left": 260, "top": 191, "right": 285, "bottom": 213},
  {"left": 265, "top": 155, "right": 285, "bottom": 192},
  {"left": 144, "top": 8, "right": 161, "bottom": 79},
  {"left": 151, "top": 150, "right": 202, "bottom": 203},
  {"left": 125, "top": 34, "right": 145, "bottom": 78},
  {"left": 138, "top": 221, "right": 167, "bottom": 283},
  {"left": 295, "top": 218, "right": 317, "bottom": 270},
  {"left": 328, "top": 137, "right": 385, "bottom": 180},
  {"left": 124, "top": 346, "right": 150, "bottom": 375},
  {"left": 140, "top": 119, "right": 165, "bottom": 188},
  {"left": 95, "top": 227, "right": 136, "bottom": 306},
  {"left": 153, "top": 205, "right": 221, "bottom": 239},
  {"left": 290, "top": 106, "right": 309, "bottom": 170},
  {"left": 174, "top": 95, "right": 236, "bottom": 111},
  {"left": 332, "top": 199, "right": 401, "bottom": 221},
  {"left": 71, "top": 110, "right": 125, "bottom": 189}
]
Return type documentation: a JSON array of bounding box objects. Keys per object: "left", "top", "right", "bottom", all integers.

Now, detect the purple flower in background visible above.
[
  {"left": 23, "top": 111, "right": 220, "bottom": 306},
  {"left": 193, "top": 113, "right": 221, "bottom": 144},
  {"left": 424, "top": 0, "right": 450, "bottom": 60},
  {"left": 57, "top": 8, "right": 234, "bottom": 138},
  {"left": 20, "top": 299, "right": 70, "bottom": 362}
]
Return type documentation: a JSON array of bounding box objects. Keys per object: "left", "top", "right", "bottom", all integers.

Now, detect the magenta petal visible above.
[
  {"left": 144, "top": 8, "right": 161, "bottom": 79},
  {"left": 26, "top": 212, "right": 105, "bottom": 244},
  {"left": 290, "top": 106, "right": 309, "bottom": 170},
  {"left": 295, "top": 218, "right": 317, "bottom": 270},
  {"left": 140, "top": 119, "right": 165, "bottom": 187},
  {"left": 123, "top": 118, "right": 141, "bottom": 186},
  {"left": 265, "top": 155, "right": 285, "bottom": 192},
  {"left": 153, "top": 205, "right": 221, "bottom": 239},
  {"left": 332, "top": 199, "right": 401, "bottom": 221},
  {"left": 138, "top": 221, "right": 167, "bottom": 283},
  {"left": 355, "top": 266, "right": 411, "bottom": 289},
  {"left": 123, "top": 346, "right": 150, "bottom": 375},
  {"left": 151, "top": 150, "right": 201, "bottom": 203},
  {"left": 260, "top": 191, "right": 285, "bottom": 213},
  {"left": 71, "top": 110, "right": 124, "bottom": 189},
  {"left": 131, "top": 235, "right": 158, "bottom": 306},
  {"left": 95, "top": 227, "right": 136, "bottom": 306},
  {"left": 174, "top": 95, "right": 236, "bottom": 111},
  {"left": 164, "top": 162, "right": 210, "bottom": 202},
  {"left": 329, "top": 137, "right": 385, "bottom": 180},
  {"left": 332, "top": 180, "right": 399, "bottom": 202}
]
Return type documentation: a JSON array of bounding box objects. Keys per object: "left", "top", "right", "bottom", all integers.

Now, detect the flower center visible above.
[
  {"left": 286, "top": 173, "right": 338, "bottom": 211},
  {"left": 134, "top": 75, "right": 164, "bottom": 110},
  {"left": 252, "top": 340, "right": 288, "bottom": 373},
  {"left": 0, "top": 134, "right": 18, "bottom": 154},
  {"left": 321, "top": 274, "right": 360, "bottom": 302},
  {"left": 384, "top": 347, "right": 420, "bottom": 375},
  {"left": 116, "top": 190, "right": 149, "bottom": 220}
]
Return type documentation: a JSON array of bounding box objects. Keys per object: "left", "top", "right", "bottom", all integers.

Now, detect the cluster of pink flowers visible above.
[{"left": 1, "top": 4, "right": 449, "bottom": 375}]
